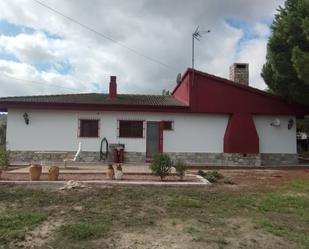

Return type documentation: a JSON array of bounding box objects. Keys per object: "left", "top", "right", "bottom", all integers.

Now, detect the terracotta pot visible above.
[
  {"left": 107, "top": 164, "right": 114, "bottom": 180},
  {"left": 115, "top": 164, "right": 123, "bottom": 180},
  {"left": 48, "top": 166, "right": 59, "bottom": 181},
  {"left": 29, "top": 164, "right": 42, "bottom": 181}
]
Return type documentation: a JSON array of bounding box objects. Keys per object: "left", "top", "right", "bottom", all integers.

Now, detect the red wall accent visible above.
[
  {"left": 224, "top": 113, "right": 259, "bottom": 153},
  {"left": 172, "top": 73, "right": 191, "bottom": 105},
  {"left": 189, "top": 70, "right": 308, "bottom": 115},
  {"left": 171, "top": 68, "right": 309, "bottom": 116},
  {"left": 171, "top": 68, "right": 309, "bottom": 153}
]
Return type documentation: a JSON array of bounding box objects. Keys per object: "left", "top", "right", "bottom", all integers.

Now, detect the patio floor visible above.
[{"left": 7, "top": 163, "right": 176, "bottom": 174}]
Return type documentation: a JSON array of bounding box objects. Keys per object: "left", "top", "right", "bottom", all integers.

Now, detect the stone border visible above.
[
  {"left": 0, "top": 173, "right": 209, "bottom": 186},
  {"left": 0, "top": 179, "right": 209, "bottom": 187}
]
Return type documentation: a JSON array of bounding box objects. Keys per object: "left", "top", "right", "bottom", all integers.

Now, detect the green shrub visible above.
[
  {"left": 174, "top": 159, "right": 187, "bottom": 180},
  {"left": 223, "top": 178, "right": 236, "bottom": 185},
  {"left": 0, "top": 147, "right": 9, "bottom": 169},
  {"left": 211, "top": 170, "right": 223, "bottom": 179},
  {"left": 150, "top": 154, "right": 172, "bottom": 180},
  {"left": 197, "top": 170, "right": 206, "bottom": 177},
  {"left": 205, "top": 174, "right": 218, "bottom": 183},
  {"left": 197, "top": 170, "right": 223, "bottom": 183}
]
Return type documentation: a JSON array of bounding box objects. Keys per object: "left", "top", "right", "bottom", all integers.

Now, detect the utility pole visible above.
[{"left": 192, "top": 26, "right": 210, "bottom": 69}]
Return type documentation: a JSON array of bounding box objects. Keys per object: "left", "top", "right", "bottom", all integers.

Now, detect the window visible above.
[
  {"left": 79, "top": 119, "right": 99, "bottom": 137},
  {"left": 119, "top": 120, "right": 143, "bottom": 138},
  {"left": 163, "top": 121, "right": 173, "bottom": 130}
]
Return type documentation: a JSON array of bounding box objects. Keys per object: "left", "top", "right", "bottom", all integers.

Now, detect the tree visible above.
[
  {"left": 262, "top": 0, "right": 309, "bottom": 105},
  {"left": 162, "top": 89, "right": 170, "bottom": 96}
]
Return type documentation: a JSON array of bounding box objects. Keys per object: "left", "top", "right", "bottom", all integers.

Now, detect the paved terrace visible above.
[{"left": 8, "top": 163, "right": 177, "bottom": 174}]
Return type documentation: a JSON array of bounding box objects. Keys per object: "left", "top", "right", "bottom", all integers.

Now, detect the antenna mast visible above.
[{"left": 192, "top": 26, "right": 210, "bottom": 69}]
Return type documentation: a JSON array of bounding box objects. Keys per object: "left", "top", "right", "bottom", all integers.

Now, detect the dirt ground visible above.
[
  {"left": 0, "top": 168, "right": 308, "bottom": 249},
  {"left": 207, "top": 168, "right": 309, "bottom": 190}
]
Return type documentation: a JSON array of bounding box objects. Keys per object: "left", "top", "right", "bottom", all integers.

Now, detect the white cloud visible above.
[
  {"left": 0, "top": 0, "right": 285, "bottom": 97},
  {"left": 236, "top": 38, "right": 269, "bottom": 89},
  {"left": 253, "top": 23, "right": 271, "bottom": 37}
]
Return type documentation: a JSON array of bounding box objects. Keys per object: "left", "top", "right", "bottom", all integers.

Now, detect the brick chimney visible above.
[
  {"left": 229, "top": 63, "right": 249, "bottom": 85},
  {"left": 109, "top": 76, "right": 117, "bottom": 99}
]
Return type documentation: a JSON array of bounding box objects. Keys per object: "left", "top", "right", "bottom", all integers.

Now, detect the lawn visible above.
[{"left": 0, "top": 171, "right": 308, "bottom": 249}]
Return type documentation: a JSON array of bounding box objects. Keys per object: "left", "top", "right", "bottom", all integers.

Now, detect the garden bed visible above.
[{"left": 0, "top": 171, "right": 199, "bottom": 182}]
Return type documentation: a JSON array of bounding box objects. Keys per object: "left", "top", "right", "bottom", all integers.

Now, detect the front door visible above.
[{"left": 146, "top": 122, "right": 160, "bottom": 159}]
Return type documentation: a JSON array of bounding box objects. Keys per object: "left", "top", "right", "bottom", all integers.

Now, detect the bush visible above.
[
  {"left": 197, "top": 170, "right": 223, "bottom": 183},
  {"left": 150, "top": 154, "right": 172, "bottom": 180},
  {"left": 197, "top": 170, "right": 206, "bottom": 177},
  {"left": 0, "top": 147, "right": 9, "bottom": 169},
  {"left": 211, "top": 170, "right": 223, "bottom": 179},
  {"left": 223, "top": 178, "right": 236, "bottom": 185},
  {"left": 174, "top": 159, "right": 187, "bottom": 180}
]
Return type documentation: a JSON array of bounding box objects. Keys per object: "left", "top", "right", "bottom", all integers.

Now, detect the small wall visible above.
[
  {"left": 9, "top": 151, "right": 298, "bottom": 166},
  {"left": 261, "top": 153, "right": 298, "bottom": 165},
  {"left": 9, "top": 150, "right": 145, "bottom": 165},
  {"left": 167, "top": 152, "right": 261, "bottom": 166}
]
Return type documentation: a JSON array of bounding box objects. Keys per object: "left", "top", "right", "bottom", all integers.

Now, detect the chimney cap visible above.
[{"left": 110, "top": 76, "right": 116, "bottom": 82}]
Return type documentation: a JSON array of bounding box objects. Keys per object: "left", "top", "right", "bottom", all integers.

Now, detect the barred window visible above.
[
  {"left": 79, "top": 119, "right": 99, "bottom": 137},
  {"left": 119, "top": 120, "right": 143, "bottom": 138}
]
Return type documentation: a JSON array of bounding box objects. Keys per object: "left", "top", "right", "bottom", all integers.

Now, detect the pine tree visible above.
[{"left": 262, "top": 0, "right": 309, "bottom": 105}]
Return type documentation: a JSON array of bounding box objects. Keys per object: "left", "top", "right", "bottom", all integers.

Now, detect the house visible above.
[{"left": 0, "top": 64, "right": 308, "bottom": 166}]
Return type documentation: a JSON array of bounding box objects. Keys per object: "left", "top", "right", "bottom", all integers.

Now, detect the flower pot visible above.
[
  {"left": 48, "top": 166, "right": 59, "bottom": 181},
  {"left": 107, "top": 164, "right": 114, "bottom": 180},
  {"left": 114, "top": 164, "right": 123, "bottom": 180},
  {"left": 29, "top": 164, "right": 42, "bottom": 181}
]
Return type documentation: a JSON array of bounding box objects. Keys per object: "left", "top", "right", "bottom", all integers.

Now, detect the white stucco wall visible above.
[
  {"left": 6, "top": 109, "right": 229, "bottom": 153},
  {"left": 253, "top": 115, "right": 297, "bottom": 153}
]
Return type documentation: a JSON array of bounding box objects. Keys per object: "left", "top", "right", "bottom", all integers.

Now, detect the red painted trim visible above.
[
  {"left": 159, "top": 121, "right": 164, "bottom": 153},
  {"left": 162, "top": 120, "right": 173, "bottom": 130},
  {"left": 224, "top": 113, "right": 259, "bottom": 153}
]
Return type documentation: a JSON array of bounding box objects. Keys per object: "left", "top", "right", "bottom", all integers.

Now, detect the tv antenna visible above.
[{"left": 192, "top": 26, "right": 210, "bottom": 69}]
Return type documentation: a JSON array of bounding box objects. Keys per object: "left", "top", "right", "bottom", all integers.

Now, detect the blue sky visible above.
[
  {"left": 225, "top": 17, "right": 272, "bottom": 53},
  {"left": 0, "top": 0, "right": 284, "bottom": 97}
]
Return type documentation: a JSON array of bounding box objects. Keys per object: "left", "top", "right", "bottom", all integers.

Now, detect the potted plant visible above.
[
  {"left": 29, "top": 164, "right": 42, "bottom": 181},
  {"left": 150, "top": 154, "right": 172, "bottom": 181},
  {"left": 0, "top": 147, "right": 9, "bottom": 179},
  {"left": 48, "top": 166, "right": 59, "bottom": 181},
  {"left": 114, "top": 164, "right": 123, "bottom": 180},
  {"left": 107, "top": 164, "right": 114, "bottom": 180},
  {"left": 174, "top": 159, "right": 187, "bottom": 181}
]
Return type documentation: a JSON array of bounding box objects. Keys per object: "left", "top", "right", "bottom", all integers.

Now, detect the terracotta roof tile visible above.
[{"left": 0, "top": 93, "right": 187, "bottom": 108}]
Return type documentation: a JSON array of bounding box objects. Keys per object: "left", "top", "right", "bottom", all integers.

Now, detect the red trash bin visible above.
[{"left": 113, "top": 145, "right": 124, "bottom": 163}]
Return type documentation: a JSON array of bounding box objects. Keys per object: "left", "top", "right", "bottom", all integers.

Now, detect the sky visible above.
[{"left": 0, "top": 0, "right": 285, "bottom": 97}]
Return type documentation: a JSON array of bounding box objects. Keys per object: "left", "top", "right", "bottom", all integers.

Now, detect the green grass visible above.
[
  {"left": 0, "top": 180, "right": 308, "bottom": 248},
  {"left": 0, "top": 211, "right": 46, "bottom": 243},
  {"left": 59, "top": 223, "right": 102, "bottom": 240}
]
